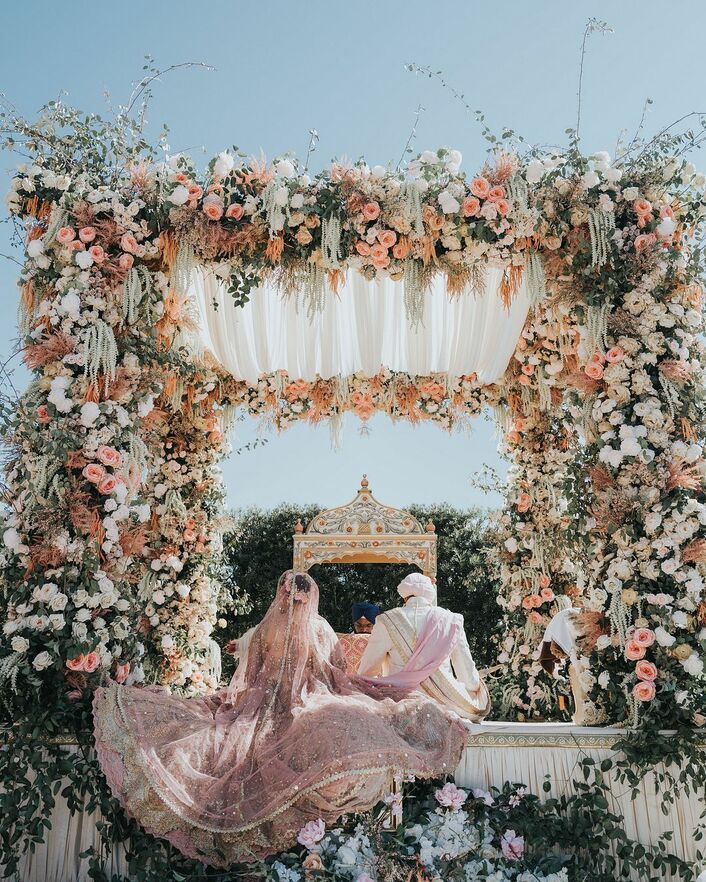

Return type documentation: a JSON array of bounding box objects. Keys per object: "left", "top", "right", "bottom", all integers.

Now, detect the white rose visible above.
[
  {"left": 213, "top": 151, "right": 234, "bottom": 178},
  {"left": 525, "top": 159, "right": 544, "bottom": 184},
  {"left": 604, "top": 167, "right": 623, "bottom": 184},
  {"left": 596, "top": 634, "right": 612, "bottom": 651},
  {"left": 438, "top": 192, "right": 460, "bottom": 214},
  {"left": 370, "top": 164, "right": 386, "bottom": 178},
  {"left": 79, "top": 402, "right": 100, "bottom": 428},
  {"left": 3, "top": 528, "right": 21, "bottom": 551},
  {"left": 32, "top": 651, "right": 53, "bottom": 671},
  {"left": 59, "top": 290, "right": 81, "bottom": 319},
  {"left": 655, "top": 626, "right": 676, "bottom": 647},
  {"left": 623, "top": 187, "right": 639, "bottom": 201},
  {"left": 274, "top": 159, "right": 295, "bottom": 179},
  {"left": 27, "top": 238, "right": 44, "bottom": 258},
  {"left": 11, "top": 636, "right": 29, "bottom": 653},
  {"left": 273, "top": 186, "right": 289, "bottom": 208},
  {"left": 597, "top": 670, "right": 610, "bottom": 688},
  {"left": 682, "top": 653, "right": 704, "bottom": 677},
  {"left": 169, "top": 185, "right": 189, "bottom": 206},
  {"left": 420, "top": 150, "right": 437, "bottom": 164},
  {"left": 657, "top": 216, "right": 677, "bottom": 237},
  {"left": 75, "top": 250, "right": 94, "bottom": 269},
  {"left": 290, "top": 193, "right": 304, "bottom": 210},
  {"left": 504, "top": 538, "right": 518, "bottom": 553},
  {"left": 161, "top": 635, "right": 174, "bottom": 650},
  {"left": 581, "top": 170, "right": 600, "bottom": 189}
]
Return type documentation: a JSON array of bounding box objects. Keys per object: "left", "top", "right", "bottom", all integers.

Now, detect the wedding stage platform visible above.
[{"left": 15, "top": 722, "right": 704, "bottom": 882}]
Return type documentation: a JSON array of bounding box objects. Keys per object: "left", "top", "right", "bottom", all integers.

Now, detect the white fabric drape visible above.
[
  {"left": 456, "top": 721, "right": 702, "bottom": 874},
  {"left": 192, "top": 268, "right": 530, "bottom": 384}
]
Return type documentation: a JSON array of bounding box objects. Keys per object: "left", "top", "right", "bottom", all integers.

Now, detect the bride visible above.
[{"left": 93, "top": 571, "right": 467, "bottom": 865}]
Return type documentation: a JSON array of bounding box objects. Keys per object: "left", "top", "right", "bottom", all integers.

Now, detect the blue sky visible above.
[{"left": 2, "top": 0, "right": 705, "bottom": 511}]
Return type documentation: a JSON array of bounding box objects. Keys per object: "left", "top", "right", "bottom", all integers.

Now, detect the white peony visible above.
[
  {"left": 3, "top": 528, "right": 21, "bottom": 551},
  {"left": 32, "top": 651, "right": 53, "bottom": 671},
  {"left": 273, "top": 186, "right": 289, "bottom": 208},
  {"left": 420, "top": 150, "right": 437, "bottom": 164},
  {"left": 213, "top": 151, "right": 234, "bottom": 178},
  {"left": 59, "top": 290, "right": 82, "bottom": 320},
  {"left": 11, "top": 636, "right": 29, "bottom": 653},
  {"left": 657, "top": 216, "right": 677, "bottom": 237},
  {"left": 274, "top": 159, "right": 295, "bottom": 179},
  {"left": 290, "top": 193, "right": 304, "bottom": 210},
  {"left": 581, "top": 170, "right": 600, "bottom": 189},
  {"left": 79, "top": 402, "right": 100, "bottom": 428},
  {"left": 655, "top": 626, "right": 676, "bottom": 647},
  {"left": 169, "top": 185, "right": 189, "bottom": 206},
  {"left": 682, "top": 653, "right": 704, "bottom": 677},
  {"left": 75, "top": 250, "right": 94, "bottom": 269},
  {"left": 438, "top": 191, "right": 460, "bottom": 214},
  {"left": 525, "top": 158, "right": 544, "bottom": 184},
  {"left": 161, "top": 635, "right": 174, "bottom": 650},
  {"left": 27, "top": 238, "right": 44, "bottom": 258}
]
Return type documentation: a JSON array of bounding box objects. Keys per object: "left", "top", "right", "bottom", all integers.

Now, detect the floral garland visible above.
[{"left": 1, "top": 99, "right": 705, "bottom": 730}]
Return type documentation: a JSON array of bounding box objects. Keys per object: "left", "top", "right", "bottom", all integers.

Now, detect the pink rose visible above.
[
  {"left": 393, "top": 239, "right": 410, "bottom": 259},
  {"left": 633, "top": 198, "right": 653, "bottom": 217},
  {"left": 635, "top": 660, "right": 657, "bottom": 681},
  {"left": 538, "top": 574, "right": 551, "bottom": 589},
  {"left": 362, "top": 201, "right": 381, "bottom": 221},
  {"left": 625, "top": 640, "right": 646, "bottom": 660},
  {"left": 225, "top": 203, "right": 244, "bottom": 220},
  {"left": 120, "top": 233, "right": 138, "bottom": 254},
  {"left": 516, "top": 492, "right": 531, "bottom": 513},
  {"left": 462, "top": 195, "right": 480, "bottom": 217},
  {"left": 660, "top": 204, "right": 675, "bottom": 219},
  {"left": 369, "top": 243, "right": 388, "bottom": 262},
  {"left": 56, "top": 227, "right": 76, "bottom": 244},
  {"left": 187, "top": 184, "right": 203, "bottom": 201},
  {"left": 66, "top": 654, "right": 85, "bottom": 671},
  {"left": 78, "top": 226, "right": 97, "bottom": 243},
  {"left": 632, "top": 627, "right": 655, "bottom": 648},
  {"left": 500, "top": 829, "right": 524, "bottom": 861},
  {"left": 83, "top": 651, "right": 100, "bottom": 673},
  {"left": 118, "top": 253, "right": 134, "bottom": 271},
  {"left": 37, "top": 405, "right": 51, "bottom": 424},
  {"left": 487, "top": 185, "right": 506, "bottom": 202},
  {"left": 633, "top": 680, "right": 656, "bottom": 701},
  {"left": 96, "top": 445, "right": 122, "bottom": 468},
  {"left": 355, "top": 240, "right": 371, "bottom": 256},
  {"left": 377, "top": 229, "right": 398, "bottom": 249},
  {"left": 584, "top": 362, "right": 604, "bottom": 380},
  {"left": 89, "top": 245, "right": 106, "bottom": 264},
  {"left": 98, "top": 475, "right": 118, "bottom": 494},
  {"left": 529, "top": 611, "right": 542, "bottom": 624},
  {"left": 605, "top": 346, "right": 624, "bottom": 363},
  {"left": 495, "top": 198, "right": 509, "bottom": 216},
  {"left": 115, "top": 662, "right": 130, "bottom": 684},
  {"left": 82, "top": 463, "right": 105, "bottom": 484},
  {"left": 634, "top": 233, "right": 656, "bottom": 253},
  {"left": 203, "top": 197, "right": 224, "bottom": 221},
  {"left": 540, "top": 587, "right": 555, "bottom": 602},
  {"left": 435, "top": 781, "right": 467, "bottom": 810},
  {"left": 470, "top": 176, "right": 491, "bottom": 199},
  {"left": 297, "top": 818, "right": 325, "bottom": 850}
]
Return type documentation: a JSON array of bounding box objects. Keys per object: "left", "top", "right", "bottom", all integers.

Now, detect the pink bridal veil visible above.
[{"left": 93, "top": 572, "right": 466, "bottom": 865}]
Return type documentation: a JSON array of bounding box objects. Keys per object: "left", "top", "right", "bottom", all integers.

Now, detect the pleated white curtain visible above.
[{"left": 192, "top": 267, "right": 530, "bottom": 384}]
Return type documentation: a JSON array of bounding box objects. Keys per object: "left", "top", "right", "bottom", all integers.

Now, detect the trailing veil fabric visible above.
[
  {"left": 193, "top": 267, "right": 530, "bottom": 383},
  {"left": 93, "top": 572, "right": 466, "bottom": 865}
]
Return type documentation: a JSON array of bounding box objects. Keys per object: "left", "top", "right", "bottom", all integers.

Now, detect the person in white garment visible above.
[
  {"left": 538, "top": 604, "right": 587, "bottom": 725},
  {"left": 357, "top": 572, "right": 491, "bottom": 722}
]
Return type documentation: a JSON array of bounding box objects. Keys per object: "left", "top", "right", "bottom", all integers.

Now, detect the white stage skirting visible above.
[{"left": 15, "top": 723, "right": 704, "bottom": 881}]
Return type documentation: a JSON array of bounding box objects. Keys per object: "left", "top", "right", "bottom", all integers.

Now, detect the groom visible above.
[{"left": 357, "top": 572, "right": 490, "bottom": 722}]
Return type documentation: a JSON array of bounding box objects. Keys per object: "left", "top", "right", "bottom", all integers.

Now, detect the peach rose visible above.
[
  {"left": 115, "top": 663, "right": 130, "bottom": 683},
  {"left": 507, "top": 430, "right": 521, "bottom": 444},
  {"left": 605, "top": 346, "right": 624, "bottom": 363},
  {"left": 37, "top": 405, "right": 50, "bottom": 424},
  {"left": 660, "top": 204, "right": 675, "bottom": 220},
  {"left": 203, "top": 199, "right": 224, "bottom": 221},
  {"left": 540, "top": 587, "right": 555, "bottom": 602},
  {"left": 495, "top": 198, "right": 509, "bottom": 216},
  {"left": 97, "top": 445, "right": 122, "bottom": 468},
  {"left": 302, "top": 853, "right": 324, "bottom": 873},
  {"left": 225, "top": 203, "right": 244, "bottom": 220},
  {"left": 633, "top": 198, "right": 653, "bottom": 217},
  {"left": 393, "top": 239, "right": 410, "bottom": 260},
  {"left": 183, "top": 528, "right": 197, "bottom": 542},
  {"left": 633, "top": 680, "right": 656, "bottom": 702},
  {"left": 625, "top": 640, "right": 646, "bottom": 660},
  {"left": 372, "top": 254, "right": 390, "bottom": 269},
  {"left": 538, "top": 574, "right": 551, "bottom": 589},
  {"left": 56, "top": 227, "right": 76, "bottom": 244},
  {"left": 66, "top": 654, "right": 85, "bottom": 671},
  {"left": 89, "top": 245, "right": 105, "bottom": 264},
  {"left": 295, "top": 228, "right": 313, "bottom": 246},
  {"left": 487, "top": 185, "right": 506, "bottom": 202},
  {"left": 355, "top": 240, "right": 371, "bottom": 256},
  {"left": 82, "top": 463, "right": 105, "bottom": 484},
  {"left": 120, "top": 233, "right": 138, "bottom": 254},
  {"left": 521, "top": 364, "right": 534, "bottom": 376},
  {"left": 462, "top": 195, "right": 481, "bottom": 217},
  {"left": 78, "top": 226, "right": 97, "bottom": 243},
  {"left": 377, "top": 229, "right": 398, "bottom": 249},
  {"left": 634, "top": 233, "right": 656, "bottom": 253},
  {"left": 187, "top": 184, "right": 203, "bottom": 200},
  {"left": 584, "top": 362, "right": 604, "bottom": 380},
  {"left": 118, "top": 253, "right": 134, "bottom": 271},
  {"left": 175, "top": 172, "right": 189, "bottom": 183},
  {"left": 370, "top": 243, "right": 389, "bottom": 261},
  {"left": 516, "top": 493, "right": 531, "bottom": 512},
  {"left": 98, "top": 475, "right": 118, "bottom": 495},
  {"left": 635, "top": 659, "right": 657, "bottom": 681},
  {"left": 83, "top": 651, "right": 100, "bottom": 673},
  {"left": 470, "top": 176, "right": 491, "bottom": 198},
  {"left": 362, "top": 201, "right": 381, "bottom": 221},
  {"left": 529, "top": 611, "right": 542, "bottom": 624},
  {"left": 632, "top": 627, "right": 655, "bottom": 647},
  {"left": 69, "top": 240, "right": 84, "bottom": 251}
]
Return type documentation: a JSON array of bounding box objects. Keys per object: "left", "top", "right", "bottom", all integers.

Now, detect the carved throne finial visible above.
[
  {"left": 294, "top": 519, "right": 304, "bottom": 534},
  {"left": 360, "top": 474, "right": 369, "bottom": 489}
]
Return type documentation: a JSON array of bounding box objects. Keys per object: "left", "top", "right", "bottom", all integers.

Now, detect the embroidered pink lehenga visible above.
[{"left": 93, "top": 572, "right": 466, "bottom": 865}]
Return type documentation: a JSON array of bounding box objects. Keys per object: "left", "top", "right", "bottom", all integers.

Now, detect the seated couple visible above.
[{"left": 93, "top": 571, "right": 489, "bottom": 866}]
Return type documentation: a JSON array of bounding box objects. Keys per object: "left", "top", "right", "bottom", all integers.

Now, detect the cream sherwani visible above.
[{"left": 357, "top": 596, "right": 491, "bottom": 722}]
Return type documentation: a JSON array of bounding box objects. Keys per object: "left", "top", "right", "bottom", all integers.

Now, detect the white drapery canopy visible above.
[{"left": 193, "top": 268, "right": 530, "bottom": 384}]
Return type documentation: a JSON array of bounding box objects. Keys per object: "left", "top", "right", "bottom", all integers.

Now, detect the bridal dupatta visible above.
[{"left": 93, "top": 572, "right": 466, "bottom": 865}]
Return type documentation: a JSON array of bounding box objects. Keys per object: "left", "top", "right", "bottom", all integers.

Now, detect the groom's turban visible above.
[{"left": 397, "top": 573, "right": 437, "bottom": 604}]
